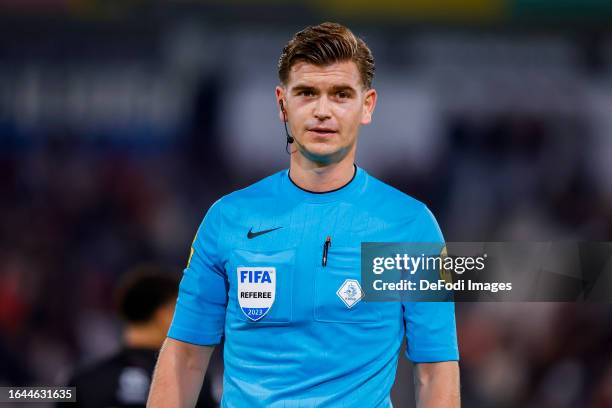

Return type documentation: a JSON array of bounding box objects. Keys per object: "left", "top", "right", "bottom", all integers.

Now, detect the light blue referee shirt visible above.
[{"left": 169, "top": 165, "right": 459, "bottom": 407}]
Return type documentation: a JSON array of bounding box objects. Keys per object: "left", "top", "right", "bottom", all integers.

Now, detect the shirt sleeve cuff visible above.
[
  {"left": 405, "top": 347, "right": 460, "bottom": 363},
  {"left": 167, "top": 325, "right": 223, "bottom": 347}
]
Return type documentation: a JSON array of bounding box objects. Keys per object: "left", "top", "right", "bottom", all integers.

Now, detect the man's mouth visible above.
[{"left": 308, "top": 127, "right": 337, "bottom": 135}]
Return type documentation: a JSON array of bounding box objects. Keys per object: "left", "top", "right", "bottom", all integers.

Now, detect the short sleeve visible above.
[
  {"left": 403, "top": 205, "right": 460, "bottom": 363},
  {"left": 168, "top": 199, "right": 228, "bottom": 346}
]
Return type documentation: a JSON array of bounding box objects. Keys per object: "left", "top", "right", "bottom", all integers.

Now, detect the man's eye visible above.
[
  {"left": 337, "top": 91, "right": 349, "bottom": 98},
  {"left": 299, "top": 90, "right": 315, "bottom": 97}
]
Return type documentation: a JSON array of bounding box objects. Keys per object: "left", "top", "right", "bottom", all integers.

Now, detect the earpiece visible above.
[{"left": 280, "top": 100, "right": 294, "bottom": 146}]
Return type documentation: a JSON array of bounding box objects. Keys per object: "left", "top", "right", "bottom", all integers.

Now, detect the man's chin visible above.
[{"left": 298, "top": 143, "right": 349, "bottom": 164}]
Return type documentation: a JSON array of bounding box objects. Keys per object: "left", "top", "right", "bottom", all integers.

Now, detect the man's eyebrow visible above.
[
  {"left": 290, "top": 84, "right": 358, "bottom": 93},
  {"left": 329, "top": 85, "right": 357, "bottom": 93},
  {"left": 290, "top": 84, "right": 317, "bottom": 93}
]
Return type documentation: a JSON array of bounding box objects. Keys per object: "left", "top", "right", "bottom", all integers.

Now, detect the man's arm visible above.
[
  {"left": 147, "top": 337, "right": 214, "bottom": 408},
  {"left": 413, "top": 361, "right": 460, "bottom": 408}
]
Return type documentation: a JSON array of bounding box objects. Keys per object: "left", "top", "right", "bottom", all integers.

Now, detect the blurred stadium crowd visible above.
[{"left": 2, "top": 2, "right": 612, "bottom": 407}]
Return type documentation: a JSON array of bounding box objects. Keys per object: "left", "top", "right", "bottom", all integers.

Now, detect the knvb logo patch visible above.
[
  {"left": 337, "top": 279, "right": 363, "bottom": 308},
  {"left": 237, "top": 267, "right": 276, "bottom": 321}
]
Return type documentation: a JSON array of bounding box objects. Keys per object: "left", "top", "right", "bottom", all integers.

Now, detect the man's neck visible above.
[
  {"left": 123, "top": 324, "right": 163, "bottom": 350},
  {"left": 289, "top": 157, "right": 356, "bottom": 193}
]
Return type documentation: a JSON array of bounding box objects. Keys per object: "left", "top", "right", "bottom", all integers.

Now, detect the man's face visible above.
[{"left": 276, "top": 60, "right": 376, "bottom": 164}]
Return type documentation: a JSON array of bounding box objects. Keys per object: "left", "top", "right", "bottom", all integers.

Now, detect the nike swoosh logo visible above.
[{"left": 247, "top": 227, "right": 282, "bottom": 239}]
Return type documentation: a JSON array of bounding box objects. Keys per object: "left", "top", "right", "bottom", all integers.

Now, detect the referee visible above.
[{"left": 149, "top": 22, "right": 460, "bottom": 407}]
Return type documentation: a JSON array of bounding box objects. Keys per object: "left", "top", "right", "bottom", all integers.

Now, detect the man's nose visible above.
[{"left": 314, "top": 97, "right": 332, "bottom": 120}]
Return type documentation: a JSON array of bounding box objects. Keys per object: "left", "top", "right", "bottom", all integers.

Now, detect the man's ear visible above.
[
  {"left": 361, "top": 88, "right": 377, "bottom": 125},
  {"left": 275, "top": 86, "right": 286, "bottom": 122}
]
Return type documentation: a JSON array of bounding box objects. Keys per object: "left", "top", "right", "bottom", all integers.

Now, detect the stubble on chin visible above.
[{"left": 297, "top": 139, "right": 355, "bottom": 165}]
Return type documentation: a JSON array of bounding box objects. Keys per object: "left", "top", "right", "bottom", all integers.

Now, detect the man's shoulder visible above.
[
  {"left": 211, "top": 170, "right": 285, "bottom": 211},
  {"left": 229, "top": 170, "right": 284, "bottom": 199},
  {"left": 363, "top": 172, "right": 442, "bottom": 240},
  {"left": 69, "top": 348, "right": 157, "bottom": 383},
  {"left": 65, "top": 349, "right": 157, "bottom": 406},
  {"left": 67, "top": 352, "right": 124, "bottom": 386},
  {"left": 364, "top": 171, "right": 429, "bottom": 215}
]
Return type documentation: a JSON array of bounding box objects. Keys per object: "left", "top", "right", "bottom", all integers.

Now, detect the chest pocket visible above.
[
  {"left": 314, "top": 246, "right": 381, "bottom": 323},
  {"left": 227, "top": 247, "right": 294, "bottom": 323}
]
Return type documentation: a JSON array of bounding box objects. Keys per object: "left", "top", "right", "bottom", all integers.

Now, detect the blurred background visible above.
[{"left": 1, "top": 1, "right": 612, "bottom": 407}]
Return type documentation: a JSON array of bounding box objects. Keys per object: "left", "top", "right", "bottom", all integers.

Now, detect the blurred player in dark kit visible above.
[{"left": 59, "top": 266, "right": 217, "bottom": 408}]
